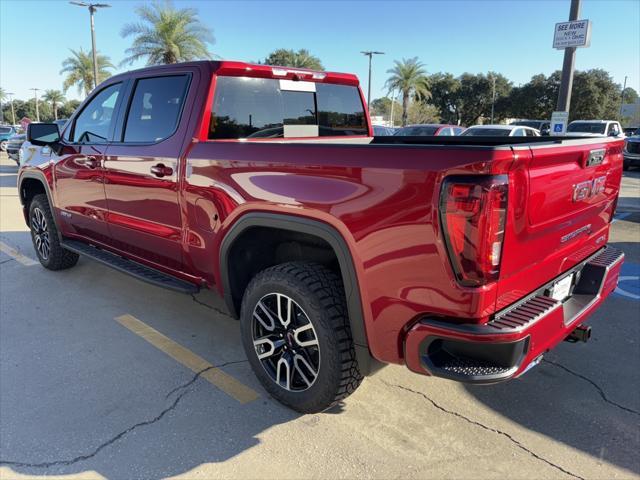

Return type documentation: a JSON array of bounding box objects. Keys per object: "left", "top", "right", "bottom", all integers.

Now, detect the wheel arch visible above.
[
  {"left": 220, "top": 212, "right": 378, "bottom": 375},
  {"left": 18, "top": 171, "right": 62, "bottom": 239}
]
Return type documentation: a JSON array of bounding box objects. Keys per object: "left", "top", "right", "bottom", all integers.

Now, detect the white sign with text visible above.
[{"left": 553, "top": 19, "right": 592, "bottom": 49}]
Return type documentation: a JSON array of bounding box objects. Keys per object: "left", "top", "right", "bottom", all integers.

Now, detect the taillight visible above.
[{"left": 440, "top": 175, "right": 508, "bottom": 287}]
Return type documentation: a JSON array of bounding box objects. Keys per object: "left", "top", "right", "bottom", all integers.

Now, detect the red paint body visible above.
[{"left": 19, "top": 61, "right": 625, "bottom": 379}]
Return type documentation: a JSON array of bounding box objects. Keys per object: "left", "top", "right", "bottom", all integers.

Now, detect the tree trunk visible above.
[
  {"left": 53, "top": 103, "right": 58, "bottom": 120},
  {"left": 402, "top": 91, "right": 409, "bottom": 126}
]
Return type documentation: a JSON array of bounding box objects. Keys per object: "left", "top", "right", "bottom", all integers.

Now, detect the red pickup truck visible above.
[{"left": 20, "top": 61, "right": 625, "bottom": 413}]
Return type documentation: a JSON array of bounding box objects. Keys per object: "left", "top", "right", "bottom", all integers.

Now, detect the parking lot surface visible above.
[{"left": 1, "top": 152, "right": 639, "bottom": 479}]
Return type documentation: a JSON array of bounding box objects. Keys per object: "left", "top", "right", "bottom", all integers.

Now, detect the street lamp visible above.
[
  {"left": 70, "top": 1, "right": 111, "bottom": 91},
  {"left": 490, "top": 74, "right": 496, "bottom": 124},
  {"left": 361, "top": 51, "right": 385, "bottom": 108},
  {"left": 620, "top": 75, "right": 628, "bottom": 120},
  {"left": 6, "top": 92, "right": 16, "bottom": 125},
  {"left": 30, "top": 88, "right": 41, "bottom": 122}
]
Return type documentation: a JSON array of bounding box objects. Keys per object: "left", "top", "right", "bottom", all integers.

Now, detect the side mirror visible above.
[
  {"left": 609, "top": 129, "right": 619, "bottom": 137},
  {"left": 27, "top": 123, "right": 60, "bottom": 147}
]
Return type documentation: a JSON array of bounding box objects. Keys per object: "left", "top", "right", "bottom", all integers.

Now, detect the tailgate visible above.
[{"left": 495, "top": 138, "right": 624, "bottom": 310}]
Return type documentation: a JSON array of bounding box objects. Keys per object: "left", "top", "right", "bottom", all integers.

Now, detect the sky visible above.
[{"left": 1, "top": 0, "right": 639, "bottom": 103}]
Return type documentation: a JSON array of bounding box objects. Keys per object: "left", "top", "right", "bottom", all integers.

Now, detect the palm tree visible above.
[
  {"left": 385, "top": 58, "right": 430, "bottom": 126},
  {"left": 120, "top": 1, "right": 214, "bottom": 66},
  {"left": 60, "top": 48, "right": 114, "bottom": 98},
  {"left": 43, "top": 90, "right": 65, "bottom": 120},
  {"left": 263, "top": 49, "right": 324, "bottom": 70}
]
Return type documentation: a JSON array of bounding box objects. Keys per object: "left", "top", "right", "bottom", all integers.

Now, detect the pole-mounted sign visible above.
[
  {"left": 553, "top": 19, "right": 592, "bottom": 49},
  {"left": 550, "top": 111, "right": 569, "bottom": 136}
]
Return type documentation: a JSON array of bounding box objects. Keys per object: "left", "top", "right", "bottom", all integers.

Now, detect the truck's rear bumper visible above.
[{"left": 403, "top": 245, "right": 624, "bottom": 384}]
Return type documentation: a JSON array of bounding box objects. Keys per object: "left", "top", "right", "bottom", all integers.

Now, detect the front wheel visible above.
[
  {"left": 240, "top": 262, "right": 363, "bottom": 413},
  {"left": 29, "top": 194, "right": 79, "bottom": 270},
  {"left": 0, "top": 140, "right": 7, "bottom": 152}
]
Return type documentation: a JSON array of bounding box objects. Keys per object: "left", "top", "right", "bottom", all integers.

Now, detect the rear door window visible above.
[
  {"left": 122, "top": 75, "right": 190, "bottom": 143},
  {"left": 209, "top": 76, "right": 367, "bottom": 139}
]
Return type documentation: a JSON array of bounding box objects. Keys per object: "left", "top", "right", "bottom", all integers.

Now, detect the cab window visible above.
[
  {"left": 209, "top": 76, "right": 367, "bottom": 139},
  {"left": 71, "top": 83, "right": 121, "bottom": 143},
  {"left": 122, "top": 75, "right": 190, "bottom": 143}
]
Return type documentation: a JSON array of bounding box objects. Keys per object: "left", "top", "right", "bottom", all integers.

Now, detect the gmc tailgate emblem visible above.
[{"left": 573, "top": 176, "right": 606, "bottom": 202}]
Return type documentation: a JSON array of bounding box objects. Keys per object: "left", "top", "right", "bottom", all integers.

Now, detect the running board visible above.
[{"left": 61, "top": 239, "right": 199, "bottom": 294}]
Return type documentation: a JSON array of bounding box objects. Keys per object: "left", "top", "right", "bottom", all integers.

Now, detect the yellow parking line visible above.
[
  {"left": 0, "top": 240, "right": 38, "bottom": 266},
  {"left": 115, "top": 314, "right": 258, "bottom": 404}
]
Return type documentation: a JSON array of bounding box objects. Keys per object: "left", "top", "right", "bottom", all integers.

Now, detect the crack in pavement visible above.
[
  {"left": 0, "top": 258, "right": 14, "bottom": 265},
  {"left": 380, "top": 380, "right": 585, "bottom": 480},
  {"left": 543, "top": 359, "right": 640, "bottom": 416},
  {"left": 190, "top": 293, "right": 233, "bottom": 318},
  {"left": 164, "top": 359, "right": 248, "bottom": 399},
  {"left": 0, "top": 362, "right": 238, "bottom": 469}
]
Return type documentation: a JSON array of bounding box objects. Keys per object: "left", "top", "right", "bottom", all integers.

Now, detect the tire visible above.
[
  {"left": 0, "top": 140, "right": 7, "bottom": 152},
  {"left": 28, "top": 194, "right": 79, "bottom": 270},
  {"left": 240, "top": 262, "right": 363, "bottom": 413},
  {"left": 623, "top": 161, "right": 630, "bottom": 171}
]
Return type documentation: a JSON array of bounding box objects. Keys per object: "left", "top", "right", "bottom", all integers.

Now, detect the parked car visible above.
[
  {"left": 566, "top": 120, "right": 624, "bottom": 137},
  {"left": 372, "top": 125, "right": 395, "bottom": 136},
  {"left": 18, "top": 119, "right": 69, "bottom": 166},
  {"left": 6, "top": 134, "right": 26, "bottom": 164},
  {"left": 461, "top": 124, "right": 540, "bottom": 137},
  {"left": 511, "top": 120, "right": 550, "bottom": 136},
  {"left": 20, "top": 60, "right": 625, "bottom": 413},
  {"left": 0, "top": 125, "right": 17, "bottom": 151},
  {"left": 394, "top": 124, "right": 464, "bottom": 136},
  {"left": 623, "top": 127, "right": 640, "bottom": 170}
]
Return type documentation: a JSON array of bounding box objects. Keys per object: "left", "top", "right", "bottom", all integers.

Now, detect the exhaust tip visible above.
[{"left": 565, "top": 324, "right": 591, "bottom": 343}]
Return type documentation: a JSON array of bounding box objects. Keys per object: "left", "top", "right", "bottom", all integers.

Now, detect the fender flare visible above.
[
  {"left": 18, "top": 171, "right": 62, "bottom": 239},
  {"left": 219, "top": 212, "right": 378, "bottom": 374}
]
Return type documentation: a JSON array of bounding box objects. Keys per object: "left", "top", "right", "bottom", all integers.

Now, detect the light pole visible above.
[
  {"left": 556, "top": 0, "right": 582, "bottom": 112},
  {"left": 490, "top": 74, "right": 496, "bottom": 124},
  {"left": 361, "top": 51, "right": 385, "bottom": 108},
  {"left": 6, "top": 92, "right": 16, "bottom": 125},
  {"left": 30, "top": 88, "right": 41, "bottom": 122},
  {"left": 70, "top": 1, "right": 111, "bottom": 90},
  {"left": 619, "top": 75, "right": 628, "bottom": 120}
]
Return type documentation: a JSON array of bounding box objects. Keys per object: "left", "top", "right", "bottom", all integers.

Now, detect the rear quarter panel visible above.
[{"left": 182, "top": 141, "right": 515, "bottom": 363}]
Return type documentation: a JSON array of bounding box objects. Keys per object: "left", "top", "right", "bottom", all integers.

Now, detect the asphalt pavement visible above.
[{"left": 0, "top": 152, "right": 638, "bottom": 479}]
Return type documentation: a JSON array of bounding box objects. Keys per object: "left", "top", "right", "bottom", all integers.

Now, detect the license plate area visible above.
[{"left": 546, "top": 273, "right": 576, "bottom": 302}]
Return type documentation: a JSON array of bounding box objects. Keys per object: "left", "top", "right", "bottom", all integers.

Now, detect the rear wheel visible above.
[
  {"left": 0, "top": 140, "right": 7, "bottom": 151},
  {"left": 29, "top": 194, "right": 79, "bottom": 270},
  {"left": 240, "top": 262, "right": 362, "bottom": 413}
]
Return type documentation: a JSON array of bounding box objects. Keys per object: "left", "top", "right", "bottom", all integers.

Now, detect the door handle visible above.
[
  {"left": 85, "top": 156, "right": 99, "bottom": 169},
  {"left": 150, "top": 163, "right": 173, "bottom": 178}
]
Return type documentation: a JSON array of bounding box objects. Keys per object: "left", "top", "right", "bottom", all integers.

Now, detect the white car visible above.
[
  {"left": 19, "top": 119, "right": 69, "bottom": 165},
  {"left": 566, "top": 120, "right": 624, "bottom": 138},
  {"left": 460, "top": 124, "right": 540, "bottom": 137}
]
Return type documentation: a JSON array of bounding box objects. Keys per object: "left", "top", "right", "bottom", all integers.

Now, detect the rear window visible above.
[
  {"left": 394, "top": 126, "right": 439, "bottom": 136},
  {"left": 567, "top": 122, "right": 606, "bottom": 134},
  {"left": 461, "top": 128, "right": 511, "bottom": 137},
  {"left": 123, "top": 75, "right": 190, "bottom": 143},
  {"left": 209, "top": 77, "right": 367, "bottom": 139}
]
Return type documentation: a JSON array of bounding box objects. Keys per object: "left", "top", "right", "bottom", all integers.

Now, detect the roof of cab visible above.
[{"left": 109, "top": 60, "right": 360, "bottom": 86}]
